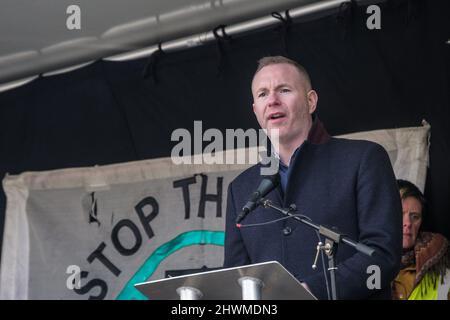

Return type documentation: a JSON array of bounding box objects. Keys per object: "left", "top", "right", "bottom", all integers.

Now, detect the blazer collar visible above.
[{"left": 307, "top": 114, "right": 331, "bottom": 145}]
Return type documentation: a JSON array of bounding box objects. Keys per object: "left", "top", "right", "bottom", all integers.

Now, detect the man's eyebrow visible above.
[
  {"left": 255, "top": 83, "right": 292, "bottom": 91},
  {"left": 275, "top": 83, "right": 291, "bottom": 88}
]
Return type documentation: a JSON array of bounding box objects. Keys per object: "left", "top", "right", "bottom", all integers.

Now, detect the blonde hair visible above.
[{"left": 253, "top": 56, "right": 312, "bottom": 90}]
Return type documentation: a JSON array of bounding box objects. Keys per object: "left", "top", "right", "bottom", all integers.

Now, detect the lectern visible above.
[{"left": 135, "top": 261, "right": 317, "bottom": 300}]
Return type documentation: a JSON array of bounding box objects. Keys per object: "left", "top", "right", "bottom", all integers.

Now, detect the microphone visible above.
[{"left": 235, "top": 174, "right": 280, "bottom": 224}]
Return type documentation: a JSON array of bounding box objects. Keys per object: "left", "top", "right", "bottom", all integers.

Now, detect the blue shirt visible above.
[{"left": 278, "top": 147, "right": 301, "bottom": 194}]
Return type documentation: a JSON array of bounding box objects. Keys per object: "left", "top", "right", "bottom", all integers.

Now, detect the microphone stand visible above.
[{"left": 259, "top": 198, "right": 375, "bottom": 300}]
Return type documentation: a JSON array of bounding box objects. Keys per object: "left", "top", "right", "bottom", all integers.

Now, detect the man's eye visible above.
[
  {"left": 411, "top": 213, "right": 422, "bottom": 221},
  {"left": 258, "top": 92, "right": 267, "bottom": 98},
  {"left": 280, "top": 88, "right": 290, "bottom": 93}
]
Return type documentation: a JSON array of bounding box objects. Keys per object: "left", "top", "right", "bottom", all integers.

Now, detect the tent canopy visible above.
[{"left": 0, "top": 0, "right": 330, "bottom": 85}]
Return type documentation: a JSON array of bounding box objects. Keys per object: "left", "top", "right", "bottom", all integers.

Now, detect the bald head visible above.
[{"left": 252, "top": 56, "right": 312, "bottom": 91}]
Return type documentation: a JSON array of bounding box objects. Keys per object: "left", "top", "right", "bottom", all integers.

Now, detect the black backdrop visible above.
[{"left": 1, "top": 0, "right": 449, "bottom": 259}]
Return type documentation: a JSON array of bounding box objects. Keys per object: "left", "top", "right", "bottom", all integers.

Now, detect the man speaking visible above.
[{"left": 223, "top": 56, "right": 402, "bottom": 300}]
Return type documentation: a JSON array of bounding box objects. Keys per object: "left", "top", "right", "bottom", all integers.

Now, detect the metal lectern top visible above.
[{"left": 134, "top": 261, "right": 317, "bottom": 300}]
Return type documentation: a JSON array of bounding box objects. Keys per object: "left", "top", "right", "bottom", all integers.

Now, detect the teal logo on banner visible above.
[{"left": 116, "top": 230, "right": 225, "bottom": 300}]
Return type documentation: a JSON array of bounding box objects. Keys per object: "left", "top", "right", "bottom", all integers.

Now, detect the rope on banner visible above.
[
  {"left": 212, "top": 25, "right": 233, "bottom": 77},
  {"left": 142, "top": 43, "right": 165, "bottom": 84},
  {"left": 271, "top": 10, "right": 293, "bottom": 56}
]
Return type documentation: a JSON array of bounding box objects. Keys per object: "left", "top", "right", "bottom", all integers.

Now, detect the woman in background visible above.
[{"left": 392, "top": 179, "right": 450, "bottom": 300}]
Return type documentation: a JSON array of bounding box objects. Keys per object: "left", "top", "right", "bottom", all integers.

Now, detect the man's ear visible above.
[
  {"left": 252, "top": 103, "right": 256, "bottom": 114},
  {"left": 307, "top": 90, "right": 318, "bottom": 114}
]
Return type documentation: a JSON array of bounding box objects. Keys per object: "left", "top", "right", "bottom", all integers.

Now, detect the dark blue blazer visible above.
[{"left": 224, "top": 120, "right": 402, "bottom": 300}]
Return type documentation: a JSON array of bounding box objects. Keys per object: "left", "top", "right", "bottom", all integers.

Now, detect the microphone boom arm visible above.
[{"left": 259, "top": 198, "right": 375, "bottom": 300}]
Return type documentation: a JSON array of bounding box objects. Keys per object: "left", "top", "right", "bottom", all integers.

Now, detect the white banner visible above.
[{"left": 0, "top": 123, "right": 430, "bottom": 299}]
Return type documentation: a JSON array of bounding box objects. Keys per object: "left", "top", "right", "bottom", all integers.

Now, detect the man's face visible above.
[
  {"left": 401, "top": 196, "right": 423, "bottom": 250},
  {"left": 251, "top": 63, "right": 317, "bottom": 145}
]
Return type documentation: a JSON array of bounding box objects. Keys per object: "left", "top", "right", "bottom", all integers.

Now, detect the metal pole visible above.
[
  {"left": 238, "top": 276, "right": 264, "bottom": 300},
  {"left": 1, "top": 0, "right": 328, "bottom": 84},
  {"left": 176, "top": 286, "right": 203, "bottom": 300},
  {"left": 106, "top": 0, "right": 347, "bottom": 61}
]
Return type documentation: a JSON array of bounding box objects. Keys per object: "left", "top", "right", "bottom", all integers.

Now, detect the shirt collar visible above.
[{"left": 265, "top": 115, "right": 330, "bottom": 168}]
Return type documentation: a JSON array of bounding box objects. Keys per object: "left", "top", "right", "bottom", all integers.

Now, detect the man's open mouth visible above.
[{"left": 268, "top": 113, "right": 286, "bottom": 120}]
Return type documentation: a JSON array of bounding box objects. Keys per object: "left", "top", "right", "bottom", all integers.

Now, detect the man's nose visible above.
[{"left": 267, "top": 91, "right": 280, "bottom": 106}]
